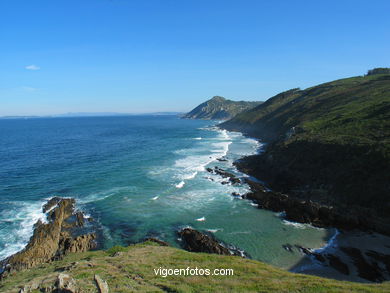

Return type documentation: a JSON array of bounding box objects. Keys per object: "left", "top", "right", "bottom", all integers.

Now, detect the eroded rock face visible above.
[
  {"left": 0, "top": 198, "right": 96, "bottom": 279},
  {"left": 178, "top": 228, "right": 231, "bottom": 255},
  {"left": 243, "top": 179, "right": 390, "bottom": 235}
]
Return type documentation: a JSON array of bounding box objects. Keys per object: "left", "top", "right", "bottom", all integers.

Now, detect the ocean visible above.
[{"left": 0, "top": 115, "right": 333, "bottom": 269}]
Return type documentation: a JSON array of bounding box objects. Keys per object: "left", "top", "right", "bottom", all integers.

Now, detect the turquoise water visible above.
[{"left": 0, "top": 115, "right": 332, "bottom": 269}]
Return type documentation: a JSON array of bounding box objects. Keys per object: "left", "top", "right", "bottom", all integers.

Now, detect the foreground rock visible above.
[
  {"left": 94, "top": 274, "right": 109, "bottom": 293},
  {"left": 18, "top": 273, "right": 79, "bottom": 293},
  {"left": 0, "top": 197, "right": 96, "bottom": 279},
  {"left": 178, "top": 228, "right": 245, "bottom": 257}
]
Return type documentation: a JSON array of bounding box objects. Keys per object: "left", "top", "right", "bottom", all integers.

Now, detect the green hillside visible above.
[
  {"left": 1, "top": 242, "right": 390, "bottom": 292},
  {"left": 221, "top": 71, "right": 390, "bottom": 226},
  {"left": 222, "top": 73, "right": 390, "bottom": 149}
]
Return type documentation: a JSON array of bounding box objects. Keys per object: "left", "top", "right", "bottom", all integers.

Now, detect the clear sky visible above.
[{"left": 1, "top": 0, "right": 389, "bottom": 116}]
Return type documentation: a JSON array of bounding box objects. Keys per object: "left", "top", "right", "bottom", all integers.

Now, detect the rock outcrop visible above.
[
  {"left": 206, "top": 167, "right": 241, "bottom": 185},
  {"left": 94, "top": 274, "right": 109, "bottom": 293},
  {"left": 178, "top": 228, "right": 248, "bottom": 257},
  {"left": 18, "top": 273, "right": 79, "bottom": 293},
  {"left": 179, "top": 228, "right": 231, "bottom": 255},
  {"left": 0, "top": 197, "right": 96, "bottom": 279},
  {"left": 242, "top": 179, "right": 390, "bottom": 235}
]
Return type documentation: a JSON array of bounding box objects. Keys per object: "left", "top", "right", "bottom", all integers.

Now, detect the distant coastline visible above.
[{"left": 0, "top": 112, "right": 184, "bottom": 119}]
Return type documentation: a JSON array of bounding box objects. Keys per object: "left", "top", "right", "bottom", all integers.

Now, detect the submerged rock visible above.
[
  {"left": 206, "top": 167, "right": 241, "bottom": 185},
  {"left": 340, "top": 246, "right": 385, "bottom": 282}
]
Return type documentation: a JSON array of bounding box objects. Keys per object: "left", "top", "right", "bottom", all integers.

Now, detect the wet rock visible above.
[
  {"left": 326, "top": 254, "right": 350, "bottom": 275},
  {"left": 178, "top": 228, "right": 231, "bottom": 255},
  {"left": 295, "top": 245, "right": 312, "bottom": 255},
  {"left": 313, "top": 253, "right": 326, "bottom": 263},
  {"left": 1, "top": 198, "right": 96, "bottom": 279},
  {"left": 282, "top": 244, "right": 293, "bottom": 253},
  {"left": 42, "top": 196, "right": 65, "bottom": 213},
  {"left": 217, "top": 157, "right": 228, "bottom": 162},
  {"left": 341, "top": 246, "right": 384, "bottom": 282},
  {"left": 365, "top": 250, "right": 390, "bottom": 273},
  {"left": 294, "top": 244, "right": 349, "bottom": 275},
  {"left": 74, "top": 211, "right": 85, "bottom": 227},
  {"left": 207, "top": 167, "right": 241, "bottom": 184},
  {"left": 243, "top": 178, "right": 390, "bottom": 234}
]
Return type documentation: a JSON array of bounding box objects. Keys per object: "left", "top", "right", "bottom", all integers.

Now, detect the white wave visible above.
[
  {"left": 175, "top": 181, "right": 185, "bottom": 188},
  {"left": 282, "top": 220, "right": 308, "bottom": 229},
  {"left": 182, "top": 172, "right": 198, "bottom": 180},
  {"left": 206, "top": 228, "right": 223, "bottom": 233},
  {"left": 193, "top": 137, "right": 202, "bottom": 140},
  {"left": 229, "top": 231, "right": 251, "bottom": 235},
  {"left": 195, "top": 216, "right": 206, "bottom": 222},
  {"left": 152, "top": 196, "right": 159, "bottom": 200},
  {"left": 0, "top": 200, "right": 47, "bottom": 260},
  {"left": 313, "top": 229, "right": 340, "bottom": 252},
  {"left": 219, "top": 129, "right": 230, "bottom": 139},
  {"left": 282, "top": 219, "right": 325, "bottom": 230},
  {"left": 79, "top": 186, "right": 136, "bottom": 204}
]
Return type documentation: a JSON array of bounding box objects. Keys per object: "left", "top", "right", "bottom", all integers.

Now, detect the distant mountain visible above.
[{"left": 183, "top": 96, "right": 262, "bottom": 120}]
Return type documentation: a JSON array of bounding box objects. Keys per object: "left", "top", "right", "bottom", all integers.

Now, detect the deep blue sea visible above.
[{"left": 0, "top": 115, "right": 332, "bottom": 269}]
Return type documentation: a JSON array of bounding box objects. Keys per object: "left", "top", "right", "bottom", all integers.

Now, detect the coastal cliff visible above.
[
  {"left": 220, "top": 69, "right": 390, "bottom": 234},
  {"left": 183, "top": 96, "right": 261, "bottom": 120}
]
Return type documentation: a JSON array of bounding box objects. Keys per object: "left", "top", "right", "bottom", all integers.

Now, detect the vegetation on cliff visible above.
[
  {"left": 1, "top": 241, "right": 390, "bottom": 292},
  {"left": 221, "top": 69, "right": 390, "bottom": 229},
  {"left": 183, "top": 96, "right": 261, "bottom": 120}
]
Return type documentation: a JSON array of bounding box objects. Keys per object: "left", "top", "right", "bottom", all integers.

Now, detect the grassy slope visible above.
[
  {"left": 1, "top": 242, "right": 390, "bottom": 292},
  {"left": 222, "top": 74, "right": 390, "bottom": 151},
  {"left": 220, "top": 73, "right": 390, "bottom": 214}
]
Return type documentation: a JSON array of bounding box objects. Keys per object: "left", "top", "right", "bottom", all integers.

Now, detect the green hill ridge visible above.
[
  {"left": 221, "top": 69, "right": 390, "bottom": 230},
  {"left": 183, "top": 96, "right": 262, "bottom": 120}
]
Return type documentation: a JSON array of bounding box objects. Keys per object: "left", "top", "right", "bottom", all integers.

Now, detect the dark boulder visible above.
[{"left": 178, "top": 228, "right": 231, "bottom": 255}]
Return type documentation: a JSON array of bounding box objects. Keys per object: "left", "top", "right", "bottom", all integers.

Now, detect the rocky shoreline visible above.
[
  {"left": 201, "top": 126, "right": 390, "bottom": 282},
  {"left": 0, "top": 197, "right": 97, "bottom": 280},
  {"left": 1, "top": 146, "right": 389, "bottom": 285},
  {"left": 205, "top": 158, "right": 390, "bottom": 282}
]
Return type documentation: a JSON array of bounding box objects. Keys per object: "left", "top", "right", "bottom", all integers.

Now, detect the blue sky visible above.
[{"left": 1, "top": 0, "right": 389, "bottom": 116}]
